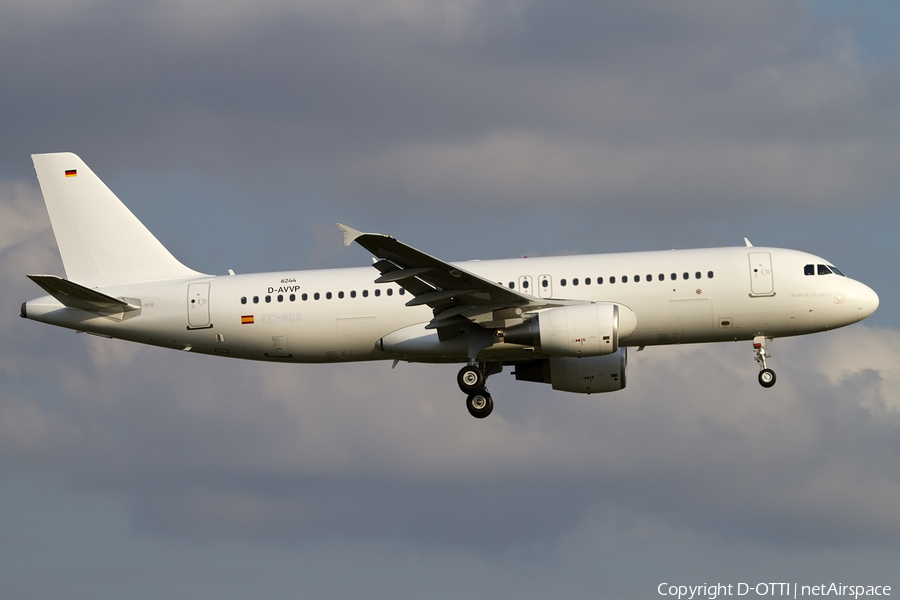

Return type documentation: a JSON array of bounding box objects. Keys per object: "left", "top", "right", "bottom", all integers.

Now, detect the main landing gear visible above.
[
  {"left": 457, "top": 362, "right": 501, "bottom": 419},
  {"left": 753, "top": 336, "right": 776, "bottom": 388}
]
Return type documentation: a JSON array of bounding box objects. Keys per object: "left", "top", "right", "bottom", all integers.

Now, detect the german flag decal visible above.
[
  {"left": 65, "top": 169, "right": 77, "bottom": 177},
  {"left": 241, "top": 315, "right": 254, "bottom": 324}
]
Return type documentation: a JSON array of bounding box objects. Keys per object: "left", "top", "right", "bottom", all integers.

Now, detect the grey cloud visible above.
[
  {"left": 5, "top": 323, "right": 899, "bottom": 551},
  {"left": 1, "top": 0, "right": 896, "bottom": 213}
]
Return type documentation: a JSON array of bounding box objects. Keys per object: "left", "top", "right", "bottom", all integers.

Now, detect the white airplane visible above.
[{"left": 22, "top": 153, "right": 879, "bottom": 418}]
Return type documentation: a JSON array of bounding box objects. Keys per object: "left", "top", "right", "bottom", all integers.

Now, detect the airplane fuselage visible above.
[{"left": 24, "top": 245, "right": 875, "bottom": 364}]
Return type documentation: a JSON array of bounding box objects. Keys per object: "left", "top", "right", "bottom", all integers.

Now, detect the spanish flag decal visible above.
[
  {"left": 65, "top": 169, "right": 77, "bottom": 177},
  {"left": 241, "top": 315, "right": 254, "bottom": 325}
]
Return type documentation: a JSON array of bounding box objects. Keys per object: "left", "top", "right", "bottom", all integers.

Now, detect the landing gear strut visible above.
[
  {"left": 753, "top": 336, "right": 776, "bottom": 388},
  {"left": 457, "top": 362, "right": 501, "bottom": 418}
]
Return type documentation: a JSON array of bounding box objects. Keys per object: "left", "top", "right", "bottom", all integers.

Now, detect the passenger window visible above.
[
  {"left": 314, "top": 292, "right": 320, "bottom": 300},
  {"left": 508, "top": 282, "right": 514, "bottom": 289},
  {"left": 647, "top": 274, "right": 652, "bottom": 282},
  {"left": 399, "top": 288, "right": 406, "bottom": 295},
  {"left": 671, "top": 273, "right": 677, "bottom": 281},
  {"left": 362, "top": 290, "right": 368, "bottom": 297},
  {"left": 598, "top": 277, "right": 604, "bottom": 284},
  {"left": 523, "top": 280, "right": 529, "bottom": 289},
  {"left": 658, "top": 274, "right": 664, "bottom": 281},
  {"left": 387, "top": 289, "right": 393, "bottom": 296},
  {"left": 561, "top": 279, "right": 567, "bottom": 286},
  {"left": 241, "top": 297, "right": 247, "bottom": 305},
  {"left": 326, "top": 292, "right": 332, "bottom": 300},
  {"left": 375, "top": 289, "right": 381, "bottom": 297},
  {"left": 622, "top": 275, "right": 628, "bottom": 283},
  {"left": 573, "top": 278, "right": 579, "bottom": 286},
  {"left": 302, "top": 293, "right": 308, "bottom": 301},
  {"left": 265, "top": 295, "right": 272, "bottom": 303},
  {"left": 695, "top": 272, "right": 701, "bottom": 279},
  {"left": 289, "top": 293, "right": 296, "bottom": 302},
  {"left": 253, "top": 296, "right": 259, "bottom": 304},
  {"left": 542, "top": 279, "right": 548, "bottom": 288},
  {"left": 707, "top": 271, "right": 714, "bottom": 279},
  {"left": 338, "top": 291, "right": 344, "bottom": 299},
  {"left": 277, "top": 294, "right": 283, "bottom": 302},
  {"left": 350, "top": 290, "right": 356, "bottom": 298},
  {"left": 585, "top": 277, "right": 591, "bottom": 285},
  {"left": 610, "top": 276, "right": 616, "bottom": 284},
  {"left": 804, "top": 264, "right": 815, "bottom": 276},
  {"left": 635, "top": 275, "right": 641, "bottom": 282},
  {"left": 683, "top": 272, "right": 689, "bottom": 280}
]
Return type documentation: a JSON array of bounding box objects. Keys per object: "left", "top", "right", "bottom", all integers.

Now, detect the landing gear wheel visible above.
[
  {"left": 457, "top": 365, "right": 485, "bottom": 394},
  {"left": 466, "top": 392, "right": 493, "bottom": 419},
  {"left": 758, "top": 368, "right": 776, "bottom": 388}
]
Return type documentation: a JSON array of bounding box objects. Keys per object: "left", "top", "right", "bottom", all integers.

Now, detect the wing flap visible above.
[{"left": 375, "top": 267, "right": 435, "bottom": 284}]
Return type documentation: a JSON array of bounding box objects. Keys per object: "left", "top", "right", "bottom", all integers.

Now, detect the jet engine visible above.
[
  {"left": 502, "top": 302, "right": 636, "bottom": 357},
  {"left": 513, "top": 349, "right": 627, "bottom": 393}
]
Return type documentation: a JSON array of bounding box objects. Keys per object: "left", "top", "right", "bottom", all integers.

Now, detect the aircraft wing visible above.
[{"left": 338, "top": 224, "right": 551, "bottom": 332}]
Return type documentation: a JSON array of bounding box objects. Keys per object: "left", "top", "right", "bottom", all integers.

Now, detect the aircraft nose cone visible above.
[{"left": 856, "top": 283, "right": 879, "bottom": 321}]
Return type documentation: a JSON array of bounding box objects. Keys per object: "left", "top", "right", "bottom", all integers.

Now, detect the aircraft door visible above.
[
  {"left": 538, "top": 274, "right": 553, "bottom": 298},
  {"left": 187, "top": 282, "right": 211, "bottom": 329},
  {"left": 749, "top": 252, "right": 774, "bottom": 296},
  {"left": 518, "top": 275, "right": 534, "bottom": 296}
]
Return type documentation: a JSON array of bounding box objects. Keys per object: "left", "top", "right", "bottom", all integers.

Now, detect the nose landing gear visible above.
[
  {"left": 457, "top": 362, "right": 501, "bottom": 418},
  {"left": 753, "top": 336, "right": 776, "bottom": 388}
]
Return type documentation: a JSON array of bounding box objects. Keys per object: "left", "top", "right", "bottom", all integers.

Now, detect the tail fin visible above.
[{"left": 31, "top": 153, "right": 203, "bottom": 287}]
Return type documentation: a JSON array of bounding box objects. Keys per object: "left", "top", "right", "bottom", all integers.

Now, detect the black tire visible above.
[
  {"left": 466, "top": 392, "right": 493, "bottom": 419},
  {"left": 758, "top": 368, "right": 776, "bottom": 388},
  {"left": 457, "top": 365, "right": 485, "bottom": 394}
]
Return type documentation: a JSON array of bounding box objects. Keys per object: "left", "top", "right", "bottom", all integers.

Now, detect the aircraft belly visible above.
[
  {"left": 666, "top": 297, "right": 714, "bottom": 341},
  {"left": 731, "top": 309, "right": 792, "bottom": 336},
  {"left": 331, "top": 315, "right": 382, "bottom": 361},
  {"left": 238, "top": 317, "right": 332, "bottom": 361}
]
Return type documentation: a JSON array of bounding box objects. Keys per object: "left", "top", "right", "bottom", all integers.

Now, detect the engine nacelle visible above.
[
  {"left": 514, "top": 349, "right": 627, "bottom": 394},
  {"left": 503, "top": 302, "right": 636, "bottom": 357}
]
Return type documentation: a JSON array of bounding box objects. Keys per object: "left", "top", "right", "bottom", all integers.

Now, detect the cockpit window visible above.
[{"left": 806, "top": 263, "right": 846, "bottom": 276}]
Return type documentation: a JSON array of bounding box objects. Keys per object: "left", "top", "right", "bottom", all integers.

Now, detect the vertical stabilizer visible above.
[{"left": 32, "top": 153, "right": 204, "bottom": 287}]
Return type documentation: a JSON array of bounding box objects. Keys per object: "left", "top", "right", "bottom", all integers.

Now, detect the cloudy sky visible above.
[{"left": 2, "top": 1, "right": 899, "bottom": 598}]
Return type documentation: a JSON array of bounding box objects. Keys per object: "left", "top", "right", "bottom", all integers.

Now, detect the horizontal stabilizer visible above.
[{"left": 27, "top": 274, "right": 140, "bottom": 313}]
